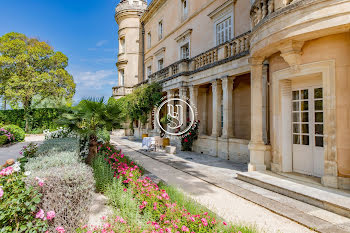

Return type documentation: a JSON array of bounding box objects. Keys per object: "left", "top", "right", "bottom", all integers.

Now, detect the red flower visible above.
[{"left": 184, "top": 138, "right": 188, "bottom": 142}]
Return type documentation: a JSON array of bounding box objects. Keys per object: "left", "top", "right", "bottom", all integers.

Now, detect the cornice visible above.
[
  {"left": 208, "top": 0, "right": 235, "bottom": 19},
  {"left": 141, "top": 0, "right": 167, "bottom": 23},
  {"left": 154, "top": 47, "right": 166, "bottom": 57}
]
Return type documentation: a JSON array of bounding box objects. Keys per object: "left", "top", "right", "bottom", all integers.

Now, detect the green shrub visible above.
[
  {"left": 3, "top": 125, "right": 25, "bottom": 142},
  {"left": 0, "top": 171, "right": 48, "bottom": 232},
  {"left": 97, "top": 128, "right": 111, "bottom": 143},
  {"left": 0, "top": 108, "right": 64, "bottom": 131},
  {"left": 92, "top": 155, "right": 115, "bottom": 192},
  {"left": 0, "top": 135, "right": 7, "bottom": 145}
]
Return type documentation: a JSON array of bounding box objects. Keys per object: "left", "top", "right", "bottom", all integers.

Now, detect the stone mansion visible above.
[{"left": 112, "top": 0, "right": 350, "bottom": 190}]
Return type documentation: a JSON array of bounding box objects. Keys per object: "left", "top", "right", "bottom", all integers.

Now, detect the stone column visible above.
[
  {"left": 199, "top": 88, "right": 207, "bottom": 135},
  {"left": 211, "top": 80, "right": 222, "bottom": 137},
  {"left": 167, "top": 89, "right": 176, "bottom": 133},
  {"left": 248, "top": 57, "right": 268, "bottom": 171},
  {"left": 189, "top": 85, "right": 198, "bottom": 121},
  {"left": 221, "top": 76, "right": 235, "bottom": 139},
  {"left": 179, "top": 86, "right": 188, "bottom": 131}
]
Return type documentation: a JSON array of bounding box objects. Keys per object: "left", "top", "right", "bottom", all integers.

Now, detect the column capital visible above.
[
  {"left": 211, "top": 79, "right": 222, "bottom": 88},
  {"left": 249, "top": 56, "right": 265, "bottom": 66}
]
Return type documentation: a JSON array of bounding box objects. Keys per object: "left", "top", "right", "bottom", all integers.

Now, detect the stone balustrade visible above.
[
  {"left": 194, "top": 49, "right": 218, "bottom": 70},
  {"left": 145, "top": 31, "right": 251, "bottom": 83},
  {"left": 250, "top": 0, "right": 303, "bottom": 28},
  {"left": 112, "top": 86, "right": 133, "bottom": 97},
  {"left": 224, "top": 34, "right": 250, "bottom": 59}
]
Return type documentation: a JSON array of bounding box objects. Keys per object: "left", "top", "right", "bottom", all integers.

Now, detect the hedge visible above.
[{"left": 0, "top": 108, "right": 64, "bottom": 131}]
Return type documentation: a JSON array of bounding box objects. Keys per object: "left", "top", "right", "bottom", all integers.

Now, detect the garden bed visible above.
[{"left": 79, "top": 143, "right": 258, "bottom": 233}]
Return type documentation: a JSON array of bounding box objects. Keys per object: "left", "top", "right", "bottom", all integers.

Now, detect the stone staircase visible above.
[{"left": 237, "top": 171, "right": 350, "bottom": 218}]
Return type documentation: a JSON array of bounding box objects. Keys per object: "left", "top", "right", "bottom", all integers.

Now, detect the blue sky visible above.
[{"left": 1, "top": 0, "right": 151, "bottom": 103}]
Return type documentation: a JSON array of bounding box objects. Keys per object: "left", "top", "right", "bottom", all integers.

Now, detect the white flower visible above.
[
  {"left": 24, "top": 171, "right": 31, "bottom": 176},
  {"left": 11, "top": 161, "right": 21, "bottom": 172}
]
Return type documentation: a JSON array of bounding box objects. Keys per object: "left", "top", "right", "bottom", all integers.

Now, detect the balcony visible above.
[
  {"left": 112, "top": 86, "right": 133, "bottom": 98},
  {"left": 249, "top": 0, "right": 350, "bottom": 56},
  {"left": 146, "top": 31, "right": 251, "bottom": 84}
]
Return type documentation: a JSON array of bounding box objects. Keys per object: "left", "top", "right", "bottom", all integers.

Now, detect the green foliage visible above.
[
  {"left": 0, "top": 108, "right": 64, "bottom": 132},
  {"left": 0, "top": 135, "right": 7, "bottom": 145},
  {"left": 0, "top": 32, "right": 76, "bottom": 131},
  {"left": 92, "top": 155, "right": 115, "bottom": 192},
  {"left": 97, "top": 128, "right": 110, "bottom": 143},
  {"left": 118, "top": 82, "right": 163, "bottom": 128},
  {"left": 59, "top": 97, "right": 122, "bottom": 139},
  {"left": 17, "top": 143, "right": 39, "bottom": 169},
  {"left": 181, "top": 121, "right": 200, "bottom": 151},
  {"left": 2, "top": 124, "right": 25, "bottom": 142},
  {"left": 0, "top": 172, "right": 48, "bottom": 232}
]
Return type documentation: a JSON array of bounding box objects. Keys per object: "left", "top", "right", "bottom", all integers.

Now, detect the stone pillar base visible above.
[
  {"left": 248, "top": 142, "right": 271, "bottom": 172},
  {"left": 248, "top": 162, "right": 266, "bottom": 172},
  {"left": 322, "top": 175, "right": 339, "bottom": 189}
]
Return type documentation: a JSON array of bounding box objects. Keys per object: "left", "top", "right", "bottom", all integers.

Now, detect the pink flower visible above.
[
  {"left": 46, "top": 211, "right": 55, "bottom": 220},
  {"left": 201, "top": 218, "right": 208, "bottom": 226},
  {"left": 35, "top": 209, "right": 45, "bottom": 220},
  {"left": 0, "top": 187, "right": 3, "bottom": 198},
  {"left": 181, "top": 226, "right": 189, "bottom": 232},
  {"left": 223, "top": 221, "right": 227, "bottom": 225},
  {"left": 56, "top": 226, "right": 65, "bottom": 233}
]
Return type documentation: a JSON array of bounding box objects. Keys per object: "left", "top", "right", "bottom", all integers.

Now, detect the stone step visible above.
[{"left": 237, "top": 171, "right": 350, "bottom": 218}]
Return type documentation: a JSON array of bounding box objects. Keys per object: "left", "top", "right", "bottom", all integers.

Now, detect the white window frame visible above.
[
  {"left": 146, "top": 66, "right": 152, "bottom": 78},
  {"left": 182, "top": 0, "right": 189, "bottom": 20},
  {"left": 119, "top": 37, "right": 125, "bottom": 54},
  {"left": 215, "top": 15, "right": 233, "bottom": 45},
  {"left": 158, "top": 20, "right": 163, "bottom": 40},
  {"left": 147, "top": 32, "right": 151, "bottom": 49},
  {"left": 119, "top": 69, "right": 125, "bottom": 86},
  {"left": 158, "top": 59, "right": 164, "bottom": 71},
  {"left": 180, "top": 43, "right": 190, "bottom": 59}
]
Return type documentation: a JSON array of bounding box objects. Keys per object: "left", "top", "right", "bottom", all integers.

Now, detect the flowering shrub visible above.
[
  {"left": 180, "top": 121, "right": 199, "bottom": 151},
  {"left": 25, "top": 138, "right": 95, "bottom": 232},
  {"left": 2, "top": 124, "right": 25, "bottom": 142},
  {"left": 43, "top": 127, "right": 78, "bottom": 140},
  {"left": 0, "top": 166, "right": 50, "bottom": 232},
  {"left": 17, "top": 143, "right": 39, "bottom": 169},
  {"left": 79, "top": 143, "right": 251, "bottom": 233},
  {"left": 0, "top": 128, "right": 15, "bottom": 144}
]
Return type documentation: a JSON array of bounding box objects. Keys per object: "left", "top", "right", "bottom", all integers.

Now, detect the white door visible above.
[{"left": 292, "top": 87, "right": 324, "bottom": 177}]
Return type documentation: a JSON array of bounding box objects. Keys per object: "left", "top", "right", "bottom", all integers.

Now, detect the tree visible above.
[
  {"left": 0, "top": 32, "right": 75, "bottom": 131},
  {"left": 58, "top": 97, "right": 123, "bottom": 165},
  {"left": 121, "top": 82, "right": 163, "bottom": 131}
]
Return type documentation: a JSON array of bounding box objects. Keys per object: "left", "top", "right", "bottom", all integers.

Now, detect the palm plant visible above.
[{"left": 58, "top": 97, "right": 123, "bottom": 164}]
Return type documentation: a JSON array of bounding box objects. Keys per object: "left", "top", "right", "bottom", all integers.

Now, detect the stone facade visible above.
[{"left": 113, "top": 0, "right": 350, "bottom": 190}]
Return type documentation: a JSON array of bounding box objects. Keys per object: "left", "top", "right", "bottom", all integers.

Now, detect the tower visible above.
[{"left": 113, "top": 0, "right": 147, "bottom": 99}]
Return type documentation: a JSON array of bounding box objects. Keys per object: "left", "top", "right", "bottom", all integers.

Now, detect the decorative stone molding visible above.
[
  {"left": 208, "top": 0, "right": 235, "bottom": 19},
  {"left": 154, "top": 47, "right": 166, "bottom": 57},
  {"left": 175, "top": 29, "right": 193, "bottom": 43},
  {"left": 278, "top": 40, "right": 304, "bottom": 72}
]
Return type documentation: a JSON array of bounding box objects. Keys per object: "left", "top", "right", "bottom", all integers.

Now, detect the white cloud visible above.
[
  {"left": 96, "top": 40, "right": 108, "bottom": 47},
  {"left": 73, "top": 69, "right": 117, "bottom": 89}
]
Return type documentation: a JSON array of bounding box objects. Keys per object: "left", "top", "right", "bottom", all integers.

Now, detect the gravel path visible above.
[{"left": 0, "top": 134, "right": 44, "bottom": 165}]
